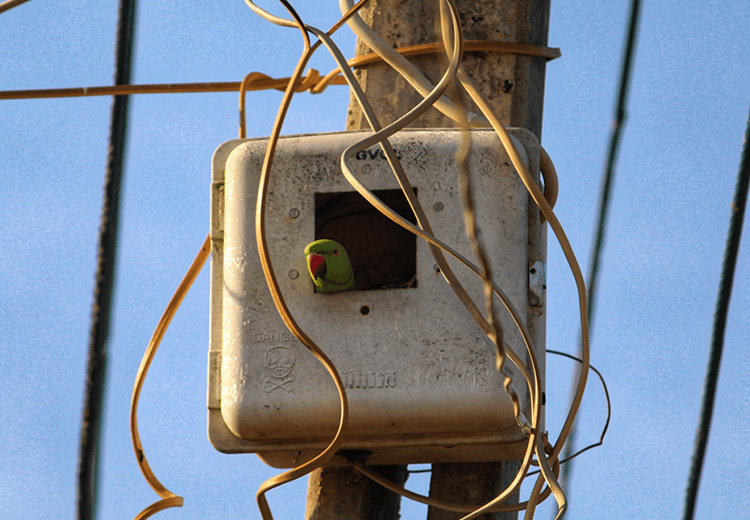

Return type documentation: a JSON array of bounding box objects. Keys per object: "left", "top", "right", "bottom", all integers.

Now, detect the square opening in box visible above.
[{"left": 314, "top": 189, "right": 418, "bottom": 291}]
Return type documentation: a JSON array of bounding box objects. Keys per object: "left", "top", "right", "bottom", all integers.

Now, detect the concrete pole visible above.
[
  {"left": 306, "top": 1, "right": 550, "bottom": 519},
  {"left": 345, "top": 0, "right": 551, "bottom": 138}
]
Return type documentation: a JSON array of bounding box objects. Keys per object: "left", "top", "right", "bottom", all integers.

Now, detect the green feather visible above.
[{"left": 304, "top": 239, "right": 355, "bottom": 293}]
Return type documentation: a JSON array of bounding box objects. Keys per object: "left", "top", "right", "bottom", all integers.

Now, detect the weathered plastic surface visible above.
[{"left": 208, "top": 128, "right": 544, "bottom": 468}]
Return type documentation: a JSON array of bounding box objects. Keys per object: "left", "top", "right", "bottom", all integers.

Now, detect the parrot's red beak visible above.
[{"left": 308, "top": 253, "right": 326, "bottom": 279}]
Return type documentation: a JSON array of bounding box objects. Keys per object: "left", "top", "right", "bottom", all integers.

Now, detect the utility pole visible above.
[{"left": 306, "top": 1, "right": 551, "bottom": 519}]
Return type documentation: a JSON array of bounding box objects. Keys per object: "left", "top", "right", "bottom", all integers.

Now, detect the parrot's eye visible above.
[{"left": 332, "top": 249, "right": 340, "bottom": 256}]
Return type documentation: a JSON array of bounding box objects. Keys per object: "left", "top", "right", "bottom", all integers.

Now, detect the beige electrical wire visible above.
[
  {"left": 337, "top": 22, "right": 540, "bottom": 427},
  {"left": 314, "top": 7, "right": 534, "bottom": 428},
  {"left": 246, "top": 2, "right": 544, "bottom": 518},
  {"left": 328, "top": 3, "right": 548, "bottom": 517},
  {"left": 429, "top": 8, "right": 563, "bottom": 517},
  {"left": 0, "top": 0, "right": 31, "bottom": 14},
  {"left": 432, "top": 26, "right": 566, "bottom": 520},
  {"left": 340, "top": 0, "right": 485, "bottom": 127},
  {"left": 313, "top": 12, "right": 543, "bottom": 515},
  {"left": 0, "top": 76, "right": 334, "bottom": 101},
  {"left": 436, "top": 23, "right": 586, "bottom": 520},
  {"left": 129, "top": 234, "right": 210, "bottom": 519},
  {"left": 1, "top": 41, "right": 558, "bottom": 102},
  {"left": 127, "top": 6, "right": 371, "bottom": 520},
  {"left": 333, "top": 2, "right": 585, "bottom": 517},
  {"left": 237, "top": 70, "right": 327, "bottom": 138},
  {"left": 453, "top": 90, "right": 522, "bottom": 433},
  {"left": 457, "top": 72, "right": 588, "bottom": 520},
  {"left": 252, "top": 46, "right": 348, "bottom": 520},
  {"left": 446, "top": 31, "right": 589, "bottom": 520},
  {"left": 540, "top": 146, "right": 559, "bottom": 224},
  {"left": 245, "top": 2, "right": 376, "bottom": 519},
  {"left": 250, "top": 1, "right": 567, "bottom": 517},
  {"left": 311, "top": 39, "right": 560, "bottom": 94}
]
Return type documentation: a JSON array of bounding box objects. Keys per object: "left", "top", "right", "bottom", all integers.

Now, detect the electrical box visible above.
[{"left": 208, "top": 128, "right": 545, "bottom": 468}]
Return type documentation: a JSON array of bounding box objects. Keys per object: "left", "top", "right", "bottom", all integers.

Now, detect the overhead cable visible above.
[
  {"left": 76, "top": 0, "right": 138, "bottom": 518},
  {"left": 559, "top": 0, "right": 642, "bottom": 493},
  {"left": 682, "top": 108, "right": 750, "bottom": 520}
]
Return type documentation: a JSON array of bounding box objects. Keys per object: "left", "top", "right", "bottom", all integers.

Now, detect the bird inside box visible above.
[
  {"left": 315, "top": 190, "right": 417, "bottom": 291},
  {"left": 304, "top": 239, "right": 355, "bottom": 293},
  {"left": 313, "top": 189, "right": 418, "bottom": 291}
]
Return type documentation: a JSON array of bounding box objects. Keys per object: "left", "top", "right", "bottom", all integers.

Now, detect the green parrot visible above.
[{"left": 304, "top": 239, "right": 355, "bottom": 293}]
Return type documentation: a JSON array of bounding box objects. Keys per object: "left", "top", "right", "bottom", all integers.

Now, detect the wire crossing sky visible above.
[
  {"left": 560, "top": 0, "right": 642, "bottom": 492},
  {"left": 76, "top": 1, "right": 138, "bottom": 518},
  {"left": 682, "top": 107, "right": 750, "bottom": 520}
]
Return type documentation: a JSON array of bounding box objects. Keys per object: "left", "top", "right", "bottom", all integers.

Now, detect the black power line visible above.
[
  {"left": 682, "top": 108, "right": 750, "bottom": 520},
  {"left": 76, "top": 1, "right": 138, "bottom": 519},
  {"left": 559, "top": 0, "right": 643, "bottom": 492}
]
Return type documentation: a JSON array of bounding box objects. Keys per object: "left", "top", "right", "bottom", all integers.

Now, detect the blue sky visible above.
[{"left": 1, "top": 1, "right": 749, "bottom": 519}]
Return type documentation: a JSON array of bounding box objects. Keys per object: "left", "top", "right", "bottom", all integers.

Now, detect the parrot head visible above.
[{"left": 304, "top": 239, "right": 355, "bottom": 293}]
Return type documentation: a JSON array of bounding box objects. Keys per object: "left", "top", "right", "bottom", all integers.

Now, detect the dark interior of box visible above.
[{"left": 314, "top": 189, "right": 418, "bottom": 291}]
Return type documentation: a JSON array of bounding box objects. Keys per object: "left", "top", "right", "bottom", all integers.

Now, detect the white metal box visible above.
[{"left": 208, "top": 128, "right": 545, "bottom": 468}]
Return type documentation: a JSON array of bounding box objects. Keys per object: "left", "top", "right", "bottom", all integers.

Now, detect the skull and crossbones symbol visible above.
[{"left": 263, "top": 346, "right": 295, "bottom": 393}]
